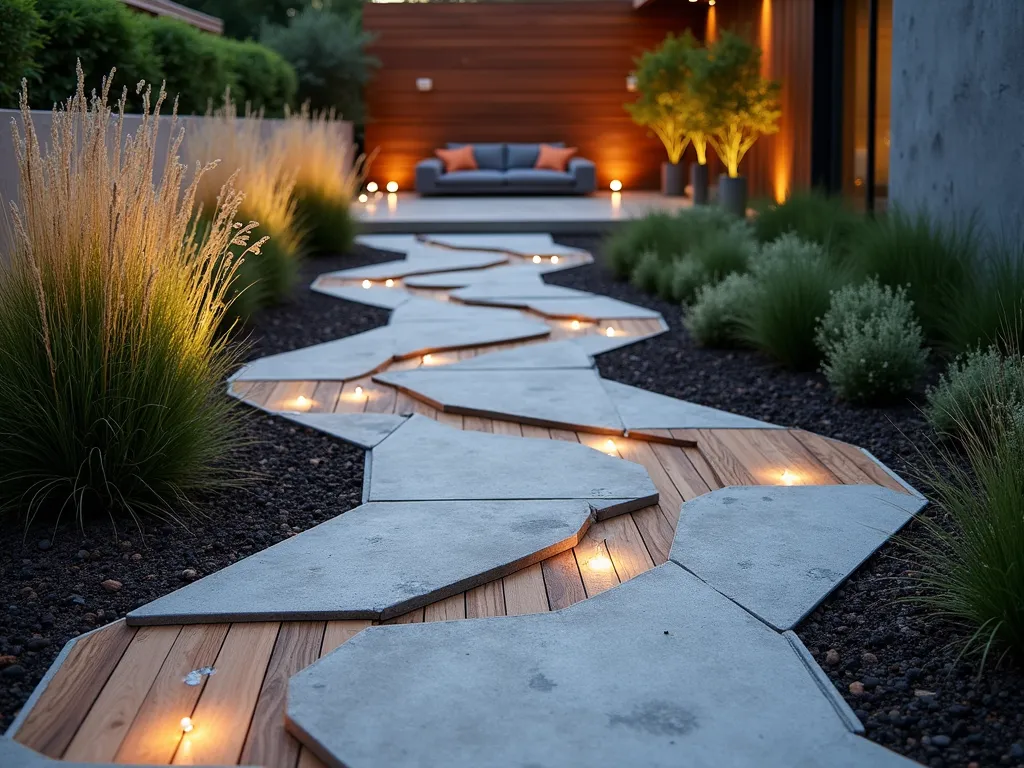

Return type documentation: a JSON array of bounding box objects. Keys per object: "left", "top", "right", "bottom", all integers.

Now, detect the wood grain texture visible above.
[
  {"left": 363, "top": 1, "right": 706, "bottom": 191},
  {"left": 14, "top": 620, "right": 136, "bottom": 757}
]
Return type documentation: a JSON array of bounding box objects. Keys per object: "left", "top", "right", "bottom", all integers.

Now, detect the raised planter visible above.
[
  {"left": 690, "top": 162, "right": 709, "bottom": 205},
  {"left": 718, "top": 174, "right": 748, "bottom": 217},
  {"left": 661, "top": 161, "right": 686, "bottom": 197}
]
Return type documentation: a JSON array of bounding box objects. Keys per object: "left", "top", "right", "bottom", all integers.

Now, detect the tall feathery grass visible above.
[
  {"left": 189, "top": 96, "right": 302, "bottom": 318},
  {"left": 273, "top": 104, "right": 371, "bottom": 255},
  {"left": 0, "top": 67, "right": 256, "bottom": 526}
]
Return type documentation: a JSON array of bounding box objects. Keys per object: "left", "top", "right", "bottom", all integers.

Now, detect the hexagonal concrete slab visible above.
[
  {"left": 670, "top": 485, "right": 928, "bottom": 631},
  {"left": 444, "top": 340, "right": 594, "bottom": 370},
  {"left": 281, "top": 413, "right": 409, "bottom": 449},
  {"left": 602, "top": 380, "right": 780, "bottom": 430},
  {"left": 388, "top": 297, "right": 522, "bottom": 324},
  {"left": 373, "top": 368, "right": 625, "bottom": 432},
  {"left": 324, "top": 246, "right": 508, "bottom": 281},
  {"left": 423, "top": 233, "right": 591, "bottom": 259},
  {"left": 310, "top": 280, "right": 413, "bottom": 309},
  {"left": 286, "top": 563, "right": 916, "bottom": 768},
  {"left": 368, "top": 416, "right": 657, "bottom": 517},
  {"left": 452, "top": 282, "right": 593, "bottom": 301},
  {"left": 403, "top": 264, "right": 549, "bottom": 289},
  {"left": 457, "top": 295, "right": 663, "bottom": 321},
  {"left": 233, "top": 318, "right": 550, "bottom": 382},
  {"left": 126, "top": 499, "right": 602, "bottom": 625}
]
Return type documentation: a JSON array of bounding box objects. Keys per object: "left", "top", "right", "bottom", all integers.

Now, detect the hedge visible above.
[
  {"left": 0, "top": 0, "right": 44, "bottom": 106},
  {"left": 4, "top": 0, "right": 297, "bottom": 115}
]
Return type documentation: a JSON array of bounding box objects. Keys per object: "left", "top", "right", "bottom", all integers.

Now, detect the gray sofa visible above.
[{"left": 415, "top": 142, "right": 596, "bottom": 196}]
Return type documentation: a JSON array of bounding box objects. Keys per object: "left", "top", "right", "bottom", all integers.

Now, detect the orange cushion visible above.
[
  {"left": 435, "top": 145, "right": 478, "bottom": 173},
  {"left": 534, "top": 144, "right": 577, "bottom": 171}
]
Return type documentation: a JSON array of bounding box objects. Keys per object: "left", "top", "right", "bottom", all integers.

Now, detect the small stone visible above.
[
  {"left": 101, "top": 579, "right": 123, "bottom": 593},
  {"left": 849, "top": 681, "right": 865, "bottom": 695},
  {"left": 36, "top": 539, "right": 51, "bottom": 551},
  {"left": 182, "top": 568, "right": 198, "bottom": 581},
  {"left": 70, "top": 594, "right": 86, "bottom": 606},
  {"left": 0, "top": 655, "right": 17, "bottom": 668},
  {"left": 26, "top": 637, "right": 50, "bottom": 651},
  {"left": 931, "top": 735, "right": 951, "bottom": 748},
  {"left": 1009, "top": 743, "right": 1024, "bottom": 759},
  {"left": 861, "top": 652, "right": 878, "bottom": 665},
  {"left": 75, "top": 549, "right": 89, "bottom": 561},
  {"left": 1, "top": 664, "right": 26, "bottom": 679},
  {"left": 131, "top": 553, "right": 143, "bottom": 561},
  {"left": 825, "top": 649, "right": 840, "bottom": 666}
]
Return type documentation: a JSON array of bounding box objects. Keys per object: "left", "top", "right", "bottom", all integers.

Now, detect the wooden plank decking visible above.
[{"left": 11, "top": 305, "right": 908, "bottom": 766}]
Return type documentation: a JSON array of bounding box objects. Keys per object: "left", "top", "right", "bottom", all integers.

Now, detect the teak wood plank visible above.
[
  {"left": 435, "top": 411, "right": 464, "bottom": 429},
  {"left": 383, "top": 608, "right": 424, "bottom": 624},
  {"left": 15, "top": 620, "right": 136, "bottom": 758},
  {"left": 682, "top": 444, "right": 723, "bottom": 491},
  {"left": 520, "top": 424, "right": 552, "bottom": 439},
  {"left": 710, "top": 429, "right": 840, "bottom": 486},
  {"left": 239, "top": 381, "right": 277, "bottom": 409},
  {"left": 491, "top": 419, "right": 523, "bottom": 436},
  {"left": 461, "top": 415, "right": 493, "bottom": 432},
  {"left": 573, "top": 533, "right": 619, "bottom": 597},
  {"left": 615, "top": 438, "right": 683, "bottom": 524},
  {"left": 541, "top": 549, "right": 587, "bottom": 610},
  {"left": 424, "top": 594, "right": 467, "bottom": 622},
  {"left": 321, "top": 620, "right": 373, "bottom": 655},
  {"left": 630, "top": 505, "right": 674, "bottom": 564},
  {"left": 266, "top": 381, "right": 317, "bottom": 413},
  {"left": 465, "top": 580, "right": 506, "bottom": 618},
  {"left": 792, "top": 429, "right": 910, "bottom": 494},
  {"left": 362, "top": 378, "right": 398, "bottom": 414},
  {"left": 650, "top": 442, "right": 713, "bottom": 501},
  {"left": 240, "top": 622, "right": 326, "bottom": 768},
  {"left": 696, "top": 430, "right": 759, "bottom": 486},
  {"left": 502, "top": 564, "right": 550, "bottom": 615},
  {"left": 64, "top": 625, "right": 181, "bottom": 762},
  {"left": 310, "top": 381, "right": 343, "bottom": 413},
  {"left": 171, "top": 622, "right": 280, "bottom": 766},
  {"left": 114, "top": 624, "right": 231, "bottom": 765},
  {"left": 601, "top": 514, "right": 656, "bottom": 582},
  {"left": 333, "top": 380, "right": 370, "bottom": 414}
]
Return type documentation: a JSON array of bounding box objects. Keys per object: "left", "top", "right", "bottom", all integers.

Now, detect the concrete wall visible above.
[
  {"left": 890, "top": 0, "right": 1024, "bottom": 237},
  {"left": 0, "top": 111, "right": 353, "bottom": 254}
]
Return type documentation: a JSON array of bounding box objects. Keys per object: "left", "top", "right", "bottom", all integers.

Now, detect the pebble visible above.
[
  {"left": 931, "top": 735, "right": 951, "bottom": 748},
  {"left": 181, "top": 568, "right": 198, "bottom": 581},
  {"left": 100, "top": 579, "right": 122, "bottom": 593},
  {"left": 826, "top": 649, "right": 840, "bottom": 666},
  {"left": 1, "top": 664, "right": 25, "bottom": 679},
  {"left": 36, "top": 539, "right": 51, "bottom": 551},
  {"left": 849, "top": 681, "right": 865, "bottom": 695}
]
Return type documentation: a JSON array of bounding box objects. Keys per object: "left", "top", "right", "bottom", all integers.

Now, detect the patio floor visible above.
[
  {"left": 354, "top": 191, "right": 691, "bottom": 234},
  {"left": 5, "top": 234, "right": 923, "bottom": 768}
]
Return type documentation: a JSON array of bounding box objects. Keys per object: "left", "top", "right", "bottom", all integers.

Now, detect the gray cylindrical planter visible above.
[
  {"left": 718, "top": 174, "right": 748, "bottom": 217},
  {"left": 661, "top": 162, "right": 686, "bottom": 197},
  {"left": 690, "top": 162, "right": 709, "bottom": 205}
]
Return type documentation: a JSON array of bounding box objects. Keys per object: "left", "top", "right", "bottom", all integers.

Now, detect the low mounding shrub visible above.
[
  {"left": 33, "top": 0, "right": 162, "bottom": 110},
  {"left": 0, "top": 71, "right": 252, "bottom": 523},
  {"left": 671, "top": 224, "right": 757, "bottom": 302},
  {"left": 0, "top": 0, "right": 44, "bottom": 107},
  {"left": 912, "top": 413, "right": 1024, "bottom": 661},
  {"left": 147, "top": 16, "right": 229, "bottom": 115},
  {"left": 753, "top": 190, "right": 862, "bottom": 257},
  {"left": 606, "top": 211, "right": 683, "bottom": 279},
  {"left": 925, "top": 347, "right": 1024, "bottom": 442},
  {"left": 189, "top": 99, "right": 304, "bottom": 317},
  {"left": 815, "top": 280, "right": 927, "bottom": 404},
  {"left": 685, "top": 272, "right": 758, "bottom": 348},
  {"left": 740, "top": 235, "right": 849, "bottom": 370},
  {"left": 272, "top": 106, "right": 369, "bottom": 255},
  {"left": 630, "top": 251, "right": 665, "bottom": 295},
  {"left": 852, "top": 208, "right": 978, "bottom": 344},
  {"left": 262, "top": 8, "right": 379, "bottom": 122}
]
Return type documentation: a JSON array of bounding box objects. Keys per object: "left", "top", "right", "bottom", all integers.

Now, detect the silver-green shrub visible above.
[
  {"left": 926, "top": 347, "right": 1024, "bottom": 440},
  {"left": 815, "top": 279, "right": 927, "bottom": 404},
  {"left": 685, "top": 272, "right": 758, "bottom": 348}
]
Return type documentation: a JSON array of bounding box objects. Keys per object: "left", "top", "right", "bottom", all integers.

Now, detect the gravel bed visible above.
[
  {"left": 552, "top": 234, "right": 1024, "bottom": 768},
  {"left": 0, "top": 247, "right": 389, "bottom": 731}
]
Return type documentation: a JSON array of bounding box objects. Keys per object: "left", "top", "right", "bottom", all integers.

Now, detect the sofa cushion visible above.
[
  {"left": 435, "top": 145, "right": 478, "bottom": 172},
  {"left": 436, "top": 169, "right": 507, "bottom": 189},
  {"left": 535, "top": 144, "right": 578, "bottom": 172},
  {"left": 448, "top": 143, "right": 504, "bottom": 171},
  {"left": 505, "top": 169, "right": 575, "bottom": 187},
  {"left": 507, "top": 142, "right": 564, "bottom": 169}
]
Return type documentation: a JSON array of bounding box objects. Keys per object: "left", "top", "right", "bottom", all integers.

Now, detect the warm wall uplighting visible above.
[
  {"left": 386, "top": 181, "right": 399, "bottom": 193},
  {"left": 587, "top": 554, "right": 613, "bottom": 572},
  {"left": 760, "top": 0, "right": 773, "bottom": 78},
  {"left": 366, "top": 181, "right": 378, "bottom": 193},
  {"left": 706, "top": 3, "right": 718, "bottom": 41},
  {"left": 609, "top": 179, "right": 623, "bottom": 192}
]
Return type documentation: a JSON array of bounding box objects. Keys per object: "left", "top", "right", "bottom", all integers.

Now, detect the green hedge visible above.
[
  {"left": 3, "top": 0, "right": 297, "bottom": 115},
  {"left": 0, "top": 0, "right": 44, "bottom": 105}
]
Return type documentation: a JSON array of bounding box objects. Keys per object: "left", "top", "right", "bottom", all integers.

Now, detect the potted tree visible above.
[
  {"left": 625, "top": 31, "right": 699, "bottom": 197},
  {"left": 691, "top": 31, "right": 780, "bottom": 216}
]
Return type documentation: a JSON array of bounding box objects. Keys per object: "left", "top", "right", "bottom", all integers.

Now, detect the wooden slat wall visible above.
[
  {"left": 713, "top": 0, "right": 816, "bottom": 201},
  {"left": 362, "top": 0, "right": 706, "bottom": 191}
]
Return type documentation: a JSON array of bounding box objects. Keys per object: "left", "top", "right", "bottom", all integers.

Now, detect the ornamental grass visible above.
[
  {"left": 0, "top": 68, "right": 257, "bottom": 525},
  {"left": 272, "top": 104, "right": 371, "bottom": 255}
]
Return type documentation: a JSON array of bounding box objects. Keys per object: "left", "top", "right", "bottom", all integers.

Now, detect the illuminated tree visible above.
[{"left": 691, "top": 31, "right": 780, "bottom": 178}]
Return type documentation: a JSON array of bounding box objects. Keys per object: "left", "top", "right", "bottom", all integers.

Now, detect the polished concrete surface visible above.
[{"left": 354, "top": 192, "right": 691, "bottom": 233}]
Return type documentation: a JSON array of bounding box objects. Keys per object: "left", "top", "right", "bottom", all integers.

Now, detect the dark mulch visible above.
[
  {"left": 0, "top": 246, "right": 391, "bottom": 731},
  {"left": 553, "top": 235, "right": 1024, "bottom": 768}
]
